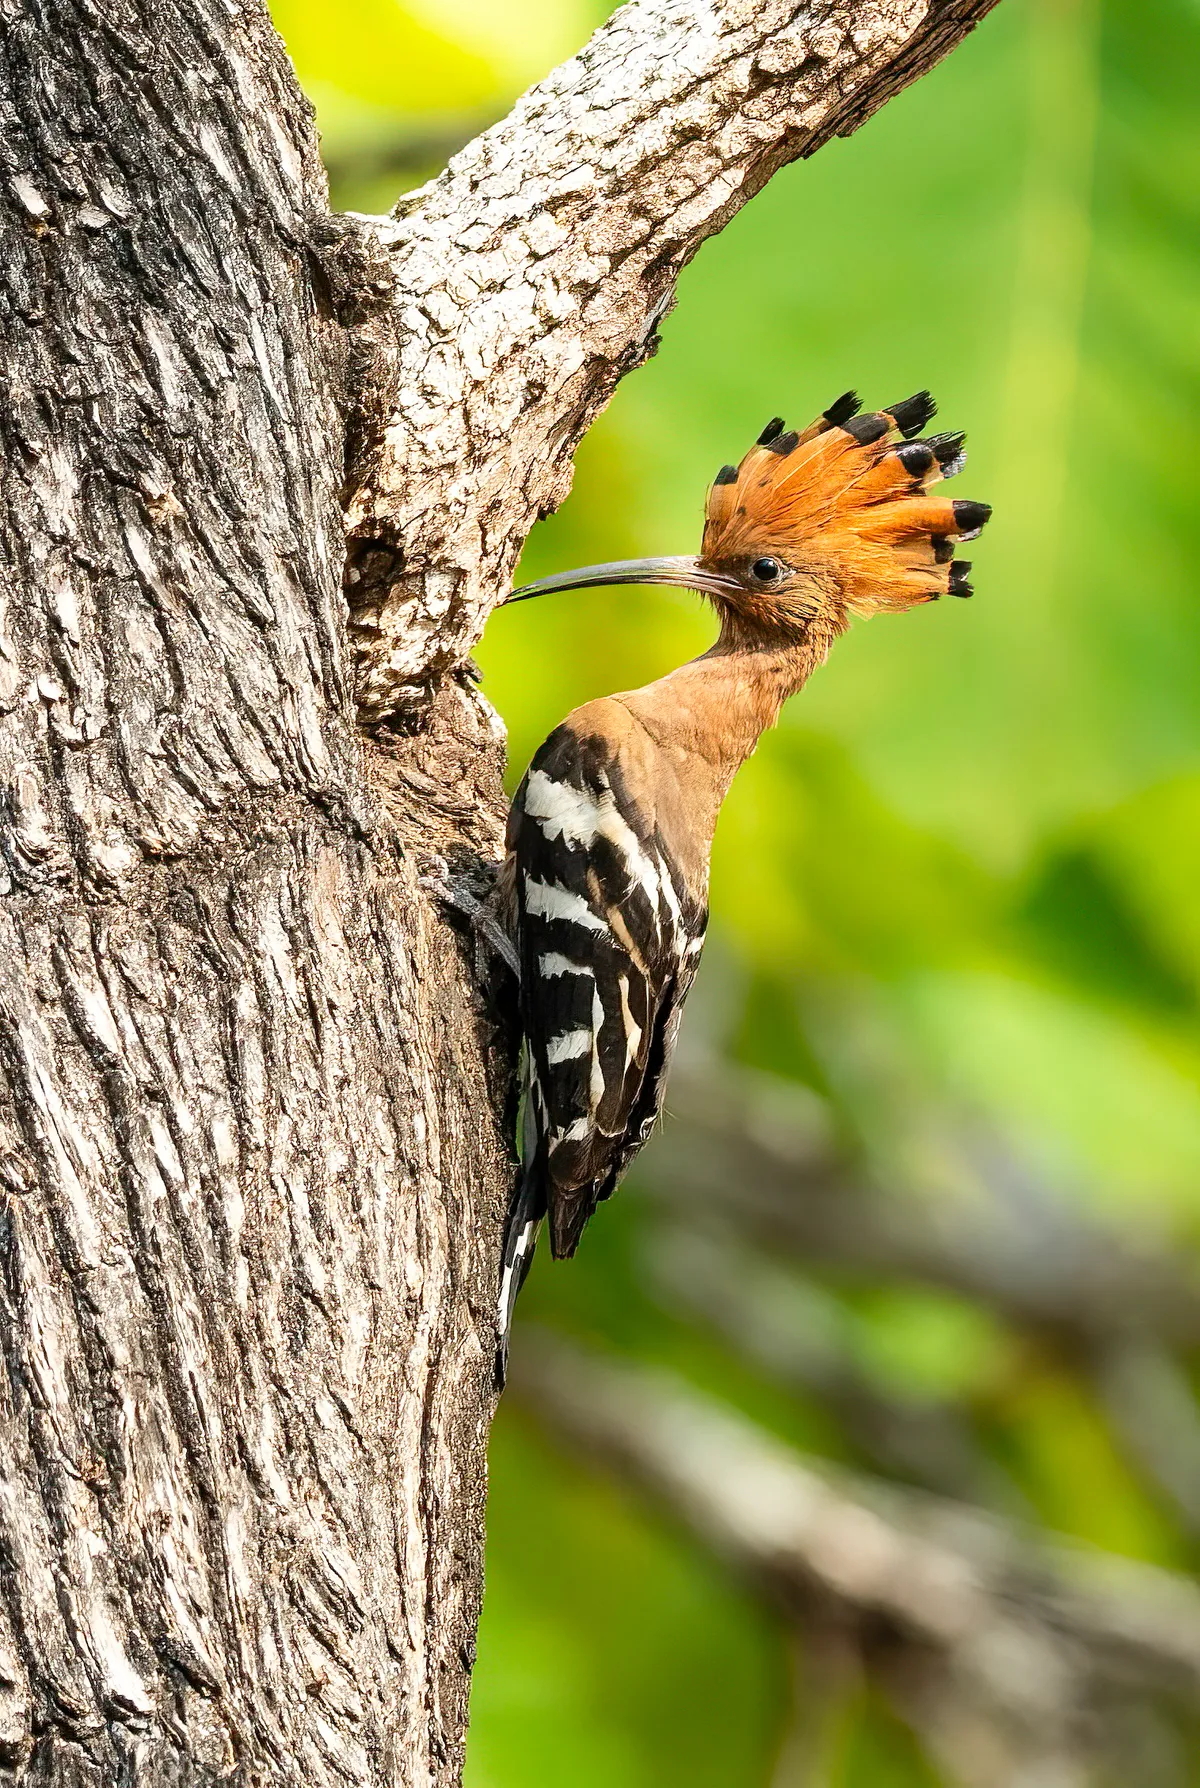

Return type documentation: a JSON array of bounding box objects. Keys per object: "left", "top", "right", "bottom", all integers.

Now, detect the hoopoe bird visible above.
[{"left": 495, "top": 390, "right": 990, "bottom": 1366}]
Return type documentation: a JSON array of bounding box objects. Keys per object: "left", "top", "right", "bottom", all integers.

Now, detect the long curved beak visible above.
[{"left": 504, "top": 554, "right": 741, "bottom": 604}]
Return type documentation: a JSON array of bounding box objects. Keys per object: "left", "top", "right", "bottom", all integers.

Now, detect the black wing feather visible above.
[{"left": 510, "top": 724, "right": 707, "bottom": 1256}]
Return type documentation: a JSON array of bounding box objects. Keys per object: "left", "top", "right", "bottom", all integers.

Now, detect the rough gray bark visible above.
[
  {"left": 0, "top": 4, "right": 511, "bottom": 1781},
  {"left": 0, "top": 0, "right": 1000, "bottom": 1783}
]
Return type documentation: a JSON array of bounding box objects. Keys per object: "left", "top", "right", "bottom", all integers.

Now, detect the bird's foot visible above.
[{"left": 420, "top": 855, "right": 520, "bottom": 982}]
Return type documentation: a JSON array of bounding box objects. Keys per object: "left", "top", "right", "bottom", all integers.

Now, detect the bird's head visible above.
[{"left": 505, "top": 391, "right": 991, "bottom": 641}]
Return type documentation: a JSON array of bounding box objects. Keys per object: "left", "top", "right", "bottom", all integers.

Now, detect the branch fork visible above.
[{"left": 336, "top": 0, "right": 1001, "bottom": 726}]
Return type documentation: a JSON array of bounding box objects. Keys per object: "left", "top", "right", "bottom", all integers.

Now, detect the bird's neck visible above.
[
  {"left": 618, "top": 613, "right": 842, "bottom": 793},
  {"left": 717, "top": 604, "right": 840, "bottom": 701},
  {"left": 676, "top": 614, "right": 840, "bottom": 762},
  {"left": 604, "top": 615, "right": 842, "bottom": 896}
]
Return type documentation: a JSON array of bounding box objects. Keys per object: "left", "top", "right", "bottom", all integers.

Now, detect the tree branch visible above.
[
  {"left": 333, "top": 0, "right": 1003, "bottom": 723},
  {"left": 644, "top": 1222, "right": 1017, "bottom": 1507},
  {"left": 650, "top": 1066, "right": 1200, "bottom": 1353},
  {"left": 647, "top": 1067, "right": 1200, "bottom": 1528},
  {"left": 515, "top": 1333, "right": 1200, "bottom": 1786}
]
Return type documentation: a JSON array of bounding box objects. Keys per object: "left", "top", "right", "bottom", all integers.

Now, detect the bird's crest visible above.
[{"left": 703, "top": 391, "right": 990, "bottom": 612}]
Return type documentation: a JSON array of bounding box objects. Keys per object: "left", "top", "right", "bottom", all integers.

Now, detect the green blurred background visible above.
[{"left": 272, "top": 0, "right": 1200, "bottom": 1779}]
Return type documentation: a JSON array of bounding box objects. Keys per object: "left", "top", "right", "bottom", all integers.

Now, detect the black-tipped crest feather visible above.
[
  {"left": 823, "top": 390, "right": 861, "bottom": 427},
  {"left": 896, "top": 441, "right": 935, "bottom": 475},
  {"left": 952, "top": 499, "right": 992, "bottom": 539},
  {"left": 843, "top": 413, "right": 889, "bottom": 446},
  {"left": 928, "top": 430, "right": 966, "bottom": 462},
  {"left": 885, "top": 391, "right": 936, "bottom": 437}
]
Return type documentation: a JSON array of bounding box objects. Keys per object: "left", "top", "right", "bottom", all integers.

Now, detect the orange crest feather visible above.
[{"left": 703, "top": 392, "right": 990, "bottom": 613}]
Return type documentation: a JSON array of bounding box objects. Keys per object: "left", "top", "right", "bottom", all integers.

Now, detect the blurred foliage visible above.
[{"left": 272, "top": 0, "right": 1200, "bottom": 1778}]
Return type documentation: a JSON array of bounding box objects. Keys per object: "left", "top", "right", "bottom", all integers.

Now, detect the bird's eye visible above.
[{"left": 751, "top": 557, "right": 782, "bottom": 583}]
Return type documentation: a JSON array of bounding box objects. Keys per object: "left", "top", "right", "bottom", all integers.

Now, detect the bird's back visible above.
[{"left": 507, "top": 694, "right": 709, "bottom": 1255}]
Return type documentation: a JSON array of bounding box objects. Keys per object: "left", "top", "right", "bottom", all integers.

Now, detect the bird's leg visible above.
[{"left": 420, "top": 854, "right": 520, "bottom": 983}]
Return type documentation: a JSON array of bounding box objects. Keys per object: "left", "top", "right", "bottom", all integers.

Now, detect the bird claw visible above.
[{"left": 420, "top": 857, "right": 521, "bottom": 982}]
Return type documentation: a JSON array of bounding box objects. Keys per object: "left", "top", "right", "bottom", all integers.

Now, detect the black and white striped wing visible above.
[{"left": 510, "top": 724, "right": 706, "bottom": 1256}]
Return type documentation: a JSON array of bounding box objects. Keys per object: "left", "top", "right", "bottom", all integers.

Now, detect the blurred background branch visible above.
[
  {"left": 646, "top": 1063, "right": 1200, "bottom": 1534},
  {"left": 514, "top": 1334, "right": 1200, "bottom": 1788},
  {"left": 654, "top": 1064, "right": 1200, "bottom": 1353},
  {"left": 321, "top": 112, "right": 493, "bottom": 194}
]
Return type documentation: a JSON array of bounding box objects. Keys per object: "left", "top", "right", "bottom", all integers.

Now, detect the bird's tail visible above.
[{"left": 496, "top": 1154, "right": 543, "bottom": 1387}]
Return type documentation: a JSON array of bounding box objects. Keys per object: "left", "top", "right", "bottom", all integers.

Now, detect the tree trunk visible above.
[{"left": 0, "top": 0, "right": 1000, "bottom": 1781}]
